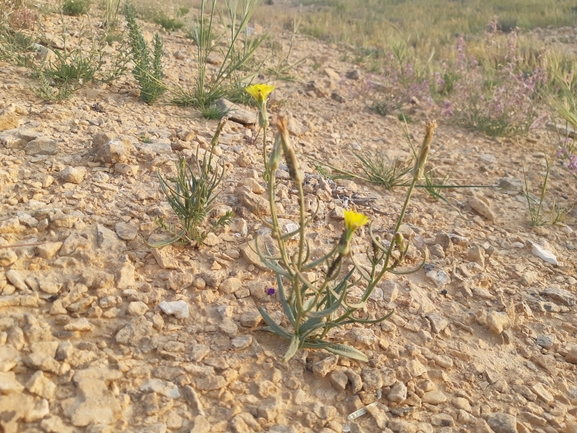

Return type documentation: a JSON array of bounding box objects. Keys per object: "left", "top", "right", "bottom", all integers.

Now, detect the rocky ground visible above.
[{"left": 0, "top": 3, "right": 577, "bottom": 433}]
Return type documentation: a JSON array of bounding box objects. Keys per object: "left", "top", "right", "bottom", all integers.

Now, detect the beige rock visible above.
[
  {"left": 469, "top": 196, "right": 496, "bottom": 220},
  {"left": 422, "top": 390, "right": 447, "bottom": 404},
  {"left": 60, "top": 166, "right": 87, "bottom": 184},
  {"left": 0, "top": 112, "right": 19, "bottom": 131},
  {"left": 62, "top": 374, "right": 122, "bottom": 427},
  {"left": 0, "top": 371, "right": 24, "bottom": 394},
  {"left": 0, "top": 393, "right": 35, "bottom": 433},
  {"left": 486, "top": 310, "right": 509, "bottom": 335},
  {"left": 26, "top": 371, "right": 56, "bottom": 399},
  {"left": 36, "top": 242, "right": 63, "bottom": 259}
]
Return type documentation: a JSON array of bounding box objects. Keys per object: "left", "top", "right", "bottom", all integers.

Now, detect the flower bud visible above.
[
  {"left": 276, "top": 115, "right": 303, "bottom": 185},
  {"left": 268, "top": 132, "right": 282, "bottom": 172},
  {"left": 413, "top": 120, "right": 437, "bottom": 181},
  {"left": 337, "top": 231, "right": 350, "bottom": 256}
]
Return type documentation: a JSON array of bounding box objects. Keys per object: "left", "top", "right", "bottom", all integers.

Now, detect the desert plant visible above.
[
  {"left": 552, "top": 92, "right": 577, "bottom": 179},
  {"left": 0, "top": 28, "right": 36, "bottom": 66},
  {"left": 173, "top": 0, "right": 267, "bottom": 109},
  {"left": 521, "top": 158, "right": 570, "bottom": 227},
  {"left": 103, "top": 0, "right": 121, "bottom": 29},
  {"left": 32, "top": 26, "right": 130, "bottom": 101},
  {"left": 246, "top": 83, "right": 275, "bottom": 178},
  {"left": 124, "top": 4, "right": 166, "bottom": 104},
  {"left": 154, "top": 14, "right": 184, "bottom": 31},
  {"left": 62, "top": 0, "right": 91, "bottom": 16},
  {"left": 256, "top": 113, "right": 436, "bottom": 362},
  {"left": 266, "top": 18, "right": 307, "bottom": 82},
  {"left": 440, "top": 29, "right": 547, "bottom": 137},
  {"left": 353, "top": 149, "right": 413, "bottom": 190},
  {"left": 151, "top": 117, "right": 233, "bottom": 247}
]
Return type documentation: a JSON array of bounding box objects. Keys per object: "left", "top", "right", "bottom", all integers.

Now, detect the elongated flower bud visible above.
[
  {"left": 276, "top": 115, "right": 303, "bottom": 185},
  {"left": 337, "top": 231, "right": 350, "bottom": 256},
  {"left": 268, "top": 131, "right": 282, "bottom": 172},
  {"left": 393, "top": 232, "right": 405, "bottom": 251},
  {"left": 259, "top": 103, "right": 269, "bottom": 130},
  {"left": 413, "top": 120, "right": 437, "bottom": 181}
]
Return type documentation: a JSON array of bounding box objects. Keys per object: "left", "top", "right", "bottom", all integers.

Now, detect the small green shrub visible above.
[
  {"left": 174, "top": 0, "right": 267, "bottom": 109},
  {"left": 154, "top": 15, "right": 184, "bottom": 31},
  {"left": 256, "top": 115, "right": 437, "bottom": 362},
  {"left": 103, "top": 0, "right": 121, "bottom": 29},
  {"left": 0, "top": 29, "right": 36, "bottom": 66},
  {"left": 32, "top": 28, "right": 130, "bottom": 101},
  {"left": 124, "top": 4, "right": 167, "bottom": 104},
  {"left": 354, "top": 149, "right": 412, "bottom": 190},
  {"left": 62, "top": 0, "right": 91, "bottom": 16},
  {"left": 151, "top": 118, "right": 233, "bottom": 247}
]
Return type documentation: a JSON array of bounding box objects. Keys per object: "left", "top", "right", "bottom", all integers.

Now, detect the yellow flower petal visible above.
[
  {"left": 344, "top": 210, "right": 369, "bottom": 233},
  {"left": 245, "top": 84, "right": 276, "bottom": 103}
]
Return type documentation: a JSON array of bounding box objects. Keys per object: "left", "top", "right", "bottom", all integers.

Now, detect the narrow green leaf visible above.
[
  {"left": 325, "top": 343, "right": 368, "bottom": 362},
  {"left": 298, "top": 316, "right": 325, "bottom": 336},
  {"left": 283, "top": 335, "right": 301, "bottom": 362},
  {"left": 276, "top": 274, "right": 295, "bottom": 324},
  {"left": 145, "top": 232, "right": 185, "bottom": 248},
  {"left": 257, "top": 306, "right": 291, "bottom": 339}
]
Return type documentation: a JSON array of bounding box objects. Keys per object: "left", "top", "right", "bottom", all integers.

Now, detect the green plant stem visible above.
[{"left": 262, "top": 127, "right": 269, "bottom": 180}]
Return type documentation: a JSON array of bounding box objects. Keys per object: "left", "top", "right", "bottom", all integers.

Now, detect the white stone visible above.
[
  {"left": 531, "top": 242, "right": 559, "bottom": 266},
  {"left": 0, "top": 371, "right": 24, "bottom": 394},
  {"left": 140, "top": 378, "right": 181, "bottom": 398},
  {"left": 158, "top": 300, "right": 189, "bottom": 319}
]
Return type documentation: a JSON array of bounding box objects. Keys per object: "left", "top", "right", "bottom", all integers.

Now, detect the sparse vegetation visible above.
[
  {"left": 124, "top": 4, "right": 167, "bottom": 104},
  {"left": 172, "top": 0, "right": 267, "bottom": 109},
  {"left": 256, "top": 114, "right": 436, "bottom": 362},
  {"left": 151, "top": 118, "right": 233, "bottom": 247},
  {"left": 62, "top": 0, "right": 91, "bottom": 16}
]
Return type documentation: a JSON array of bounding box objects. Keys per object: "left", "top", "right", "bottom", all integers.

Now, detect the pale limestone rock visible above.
[
  {"left": 36, "top": 242, "right": 62, "bottom": 259},
  {"left": 486, "top": 310, "right": 509, "bottom": 335},
  {"left": 140, "top": 378, "right": 180, "bottom": 398},
  {"left": 60, "top": 166, "right": 87, "bottom": 184},
  {"left": 115, "top": 222, "right": 138, "bottom": 240},
  {"left": 0, "top": 249, "right": 17, "bottom": 266},
  {"left": 25, "top": 137, "right": 59, "bottom": 155},
  {"left": 530, "top": 382, "right": 554, "bottom": 404},
  {"left": 158, "top": 300, "right": 189, "bottom": 319},
  {"left": 486, "top": 412, "right": 518, "bottom": 433},
  {"left": 213, "top": 98, "right": 256, "bottom": 125},
  {"left": 219, "top": 277, "right": 242, "bottom": 294},
  {"left": 116, "top": 258, "right": 136, "bottom": 289},
  {"left": 62, "top": 370, "right": 122, "bottom": 427},
  {"left": 387, "top": 381, "right": 408, "bottom": 403},
  {"left": 40, "top": 416, "right": 74, "bottom": 433},
  {"left": 64, "top": 318, "right": 93, "bottom": 332},
  {"left": 469, "top": 196, "right": 496, "bottom": 220},
  {"left": 189, "top": 416, "right": 211, "bottom": 433},
  {"left": 0, "top": 217, "right": 21, "bottom": 234},
  {"left": 26, "top": 370, "right": 56, "bottom": 399},
  {"left": 0, "top": 345, "right": 20, "bottom": 372},
  {"left": 312, "top": 355, "right": 338, "bottom": 378},
  {"left": 0, "top": 393, "right": 35, "bottom": 433},
  {"left": 151, "top": 246, "right": 180, "bottom": 269},
  {"left": 422, "top": 390, "right": 447, "bottom": 404},
  {"left": 128, "top": 301, "right": 148, "bottom": 316},
  {"left": 529, "top": 241, "right": 558, "bottom": 265},
  {"left": 6, "top": 270, "right": 28, "bottom": 291},
  {"left": 0, "top": 371, "right": 24, "bottom": 394}
]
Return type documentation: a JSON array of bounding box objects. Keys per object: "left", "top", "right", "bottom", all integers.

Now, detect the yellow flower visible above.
[
  {"left": 245, "top": 84, "right": 276, "bottom": 104},
  {"left": 344, "top": 210, "right": 369, "bottom": 234}
]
